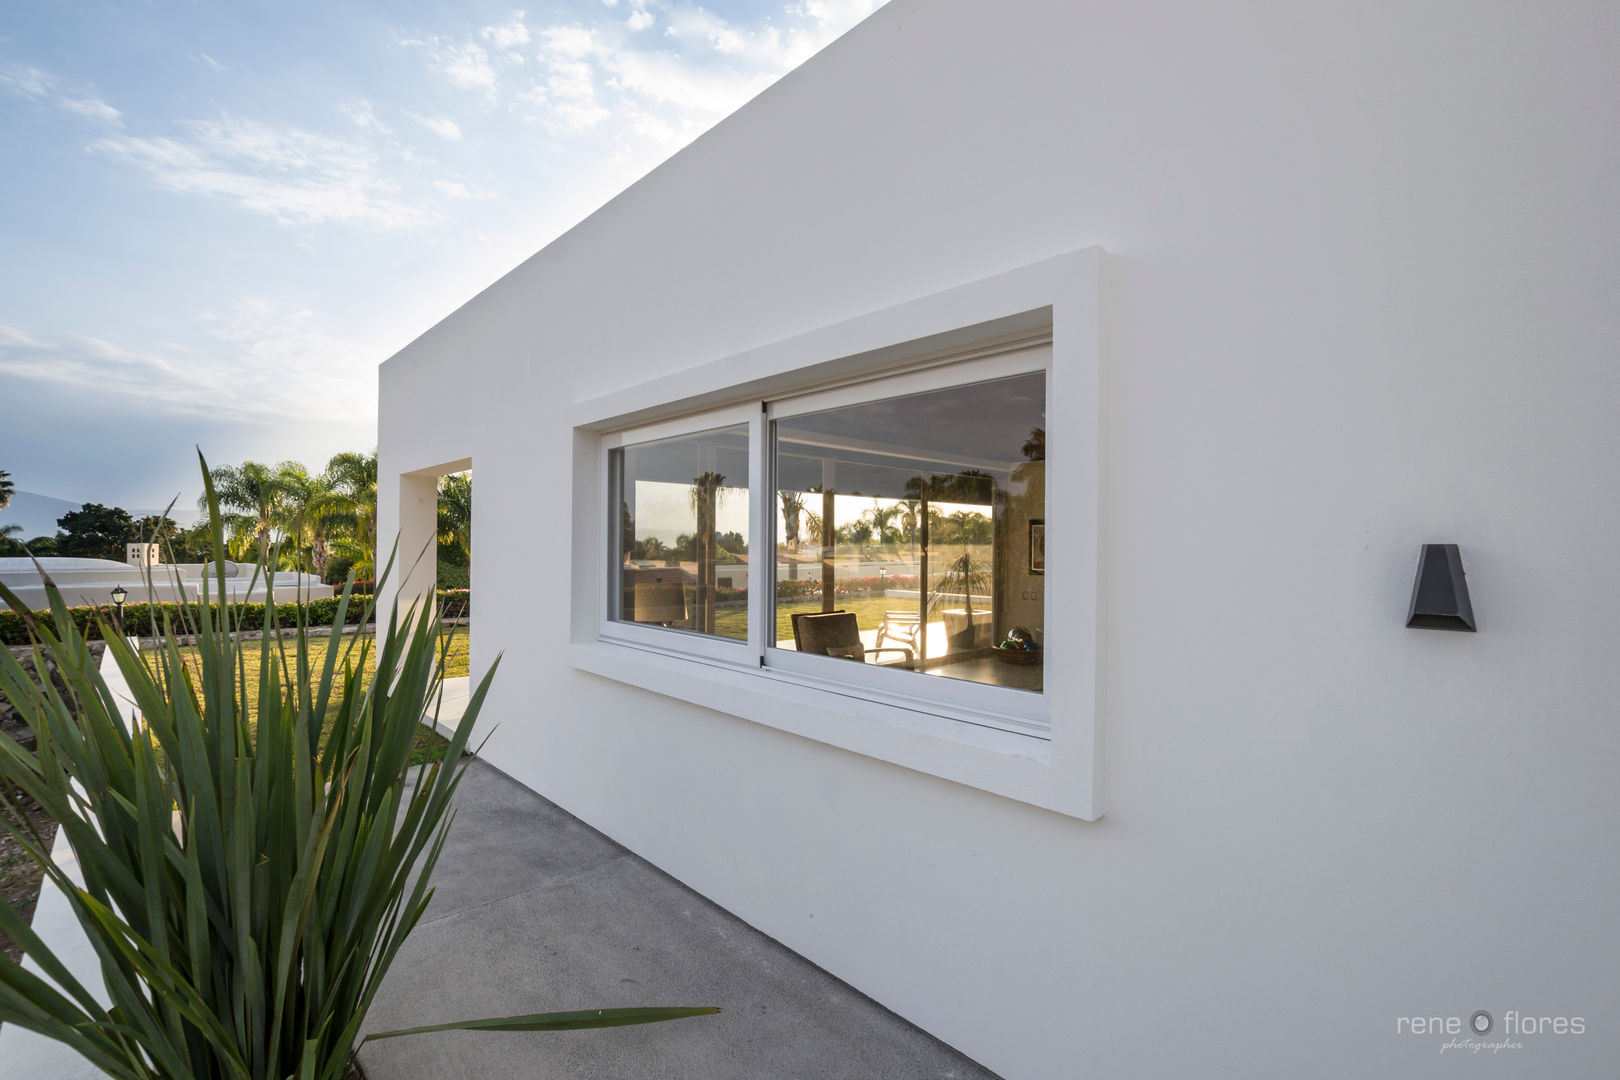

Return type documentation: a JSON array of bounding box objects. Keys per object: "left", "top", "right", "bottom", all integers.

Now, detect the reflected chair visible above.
[
  {"left": 628, "top": 567, "right": 693, "bottom": 627},
  {"left": 790, "top": 611, "right": 913, "bottom": 668},
  {"left": 875, "top": 610, "right": 924, "bottom": 655}
]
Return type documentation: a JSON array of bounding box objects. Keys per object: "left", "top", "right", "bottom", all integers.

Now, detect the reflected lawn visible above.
[{"left": 712, "top": 596, "right": 925, "bottom": 645}]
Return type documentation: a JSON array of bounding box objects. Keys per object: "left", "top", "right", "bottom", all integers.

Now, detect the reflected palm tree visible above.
[
  {"left": 779, "top": 490, "right": 806, "bottom": 581},
  {"left": 691, "top": 472, "right": 726, "bottom": 633}
]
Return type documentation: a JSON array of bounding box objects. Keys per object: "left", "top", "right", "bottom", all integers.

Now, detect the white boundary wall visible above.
[
  {"left": 0, "top": 644, "right": 135, "bottom": 1080},
  {"left": 378, "top": 2, "right": 1620, "bottom": 1074}
]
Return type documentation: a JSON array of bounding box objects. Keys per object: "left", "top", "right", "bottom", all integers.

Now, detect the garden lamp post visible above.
[{"left": 110, "top": 584, "right": 127, "bottom": 635}]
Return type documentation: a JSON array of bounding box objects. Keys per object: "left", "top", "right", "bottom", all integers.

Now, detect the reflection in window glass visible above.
[
  {"left": 772, "top": 372, "right": 1046, "bottom": 692},
  {"left": 610, "top": 425, "right": 750, "bottom": 642}
]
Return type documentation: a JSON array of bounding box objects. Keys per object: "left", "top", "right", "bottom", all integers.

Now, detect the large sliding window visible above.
[
  {"left": 602, "top": 344, "right": 1049, "bottom": 730},
  {"left": 771, "top": 368, "right": 1046, "bottom": 695}
]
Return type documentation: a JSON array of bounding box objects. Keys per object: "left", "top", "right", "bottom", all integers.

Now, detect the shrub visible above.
[
  {"left": 436, "top": 561, "right": 469, "bottom": 590},
  {"left": 772, "top": 574, "right": 918, "bottom": 600},
  {"left": 0, "top": 456, "right": 713, "bottom": 1079}
]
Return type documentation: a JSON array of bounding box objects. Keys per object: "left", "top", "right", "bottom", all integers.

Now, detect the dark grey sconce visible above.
[{"left": 1406, "top": 544, "right": 1476, "bottom": 632}]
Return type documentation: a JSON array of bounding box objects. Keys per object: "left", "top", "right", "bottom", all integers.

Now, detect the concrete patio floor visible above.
[{"left": 358, "top": 759, "right": 999, "bottom": 1080}]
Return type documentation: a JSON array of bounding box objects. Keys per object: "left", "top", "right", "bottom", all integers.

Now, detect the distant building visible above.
[{"left": 0, "top": 557, "right": 332, "bottom": 610}]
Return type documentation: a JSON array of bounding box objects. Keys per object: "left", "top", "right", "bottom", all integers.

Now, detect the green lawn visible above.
[{"left": 155, "top": 630, "right": 469, "bottom": 766}]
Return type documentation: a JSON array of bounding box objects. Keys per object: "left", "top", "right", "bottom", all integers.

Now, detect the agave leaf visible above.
[{"left": 364, "top": 1005, "right": 722, "bottom": 1042}]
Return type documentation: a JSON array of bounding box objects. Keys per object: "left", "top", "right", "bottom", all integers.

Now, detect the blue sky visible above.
[{"left": 0, "top": 0, "right": 883, "bottom": 520}]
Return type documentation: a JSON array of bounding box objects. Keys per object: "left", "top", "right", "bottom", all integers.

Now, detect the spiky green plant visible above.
[{"left": 0, "top": 455, "right": 713, "bottom": 1079}]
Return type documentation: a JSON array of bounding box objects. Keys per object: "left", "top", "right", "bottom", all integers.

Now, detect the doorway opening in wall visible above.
[
  {"left": 396, "top": 459, "right": 473, "bottom": 680},
  {"left": 436, "top": 469, "right": 472, "bottom": 622}
]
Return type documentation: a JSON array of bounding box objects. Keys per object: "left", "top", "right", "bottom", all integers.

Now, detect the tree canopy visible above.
[{"left": 55, "top": 503, "right": 137, "bottom": 561}]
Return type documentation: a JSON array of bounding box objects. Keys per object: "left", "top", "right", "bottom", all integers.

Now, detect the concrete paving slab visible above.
[
  {"left": 360, "top": 760, "right": 999, "bottom": 1080},
  {"left": 415, "top": 757, "right": 617, "bottom": 920}
]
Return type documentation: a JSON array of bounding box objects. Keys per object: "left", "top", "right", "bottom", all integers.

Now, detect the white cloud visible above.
[
  {"left": 195, "top": 53, "right": 227, "bottom": 73},
  {"left": 0, "top": 304, "right": 376, "bottom": 423},
  {"left": 435, "top": 1, "right": 887, "bottom": 143},
  {"left": 609, "top": 48, "right": 773, "bottom": 115},
  {"left": 542, "top": 25, "right": 599, "bottom": 59},
  {"left": 434, "top": 179, "right": 497, "bottom": 199},
  {"left": 1, "top": 64, "right": 122, "bottom": 125},
  {"left": 59, "top": 96, "right": 122, "bottom": 125},
  {"left": 339, "top": 99, "right": 392, "bottom": 134},
  {"left": 0, "top": 63, "right": 51, "bottom": 99},
  {"left": 199, "top": 300, "right": 375, "bottom": 411},
  {"left": 92, "top": 115, "right": 427, "bottom": 229},
  {"left": 529, "top": 26, "right": 612, "bottom": 133},
  {"left": 481, "top": 12, "right": 532, "bottom": 50},
  {"left": 408, "top": 111, "right": 463, "bottom": 140},
  {"left": 8, "top": 67, "right": 444, "bottom": 232},
  {"left": 400, "top": 34, "right": 499, "bottom": 97},
  {"left": 795, "top": 0, "right": 887, "bottom": 28},
  {"left": 400, "top": 0, "right": 883, "bottom": 140}
]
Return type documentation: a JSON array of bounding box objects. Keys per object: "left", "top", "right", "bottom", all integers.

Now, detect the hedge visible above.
[
  {"left": 702, "top": 575, "right": 924, "bottom": 606},
  {"left": 1, "top": 589, "right": 472, "bottom": 647}
]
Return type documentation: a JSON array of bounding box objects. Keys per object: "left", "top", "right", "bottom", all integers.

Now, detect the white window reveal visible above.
[{"left": 570, "top": 249, "right": 1104, "bottom": 820}]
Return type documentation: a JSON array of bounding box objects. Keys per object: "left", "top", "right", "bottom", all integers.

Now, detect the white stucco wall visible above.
[{"left": 379, "top": 2, "right": 1620, "bottom": 1075}]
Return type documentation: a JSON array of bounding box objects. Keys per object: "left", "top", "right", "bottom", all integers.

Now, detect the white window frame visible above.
[{"left": 569, "top": 248, "right": 1106, "bottom": 820}]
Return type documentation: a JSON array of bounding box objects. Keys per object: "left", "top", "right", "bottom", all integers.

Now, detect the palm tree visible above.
[
  {"left": 0, "top": 522, "right": 22, "bottom": 556},
  {"left": 277, "top": 463, "right": 347, "bottom": 577},
  {"left": 204, "top": 460, "right": 291, "bottom": 563},
  {"left": 437, "top": 472, "right": 472, "bottom": 589},
  {"left": 322, "top": 450, "right": 379, "bottom": 577},
  {"left": 272, "top": 462, "right": 315, "bottom": 572},
  {"left": 0, "top": 468, "right": 13, "bottom": 512}
]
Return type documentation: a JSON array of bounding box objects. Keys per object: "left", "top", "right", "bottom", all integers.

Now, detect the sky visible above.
[{"left": 0, "top": 0, "right": 886, "bottom": 522}]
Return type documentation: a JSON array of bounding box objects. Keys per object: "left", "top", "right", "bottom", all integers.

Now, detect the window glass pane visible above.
[
  {"left": 611, "top": 425, "right": 750, "bottom": 642},
  {"left": 772, "top": 371, "right": 1046, "bottom": 693}
]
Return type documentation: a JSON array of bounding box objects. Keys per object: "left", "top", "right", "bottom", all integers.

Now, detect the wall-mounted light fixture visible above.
[{"left": 1406, "top": 544, "right": 1475, "bottom": 632}]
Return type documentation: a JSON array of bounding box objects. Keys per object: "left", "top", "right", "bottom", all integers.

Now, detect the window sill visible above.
[{"left": 568, "top": 640, "right": 1101, "bottom": 818}]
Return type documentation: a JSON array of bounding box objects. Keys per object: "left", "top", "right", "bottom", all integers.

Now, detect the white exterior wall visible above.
[{"left": 379, "top": 2, "right": 1620, "bottom": 1075}]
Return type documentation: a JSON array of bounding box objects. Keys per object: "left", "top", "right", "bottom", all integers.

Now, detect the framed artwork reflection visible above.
[{"left": 1029, "top": 520, "right": 1045, "bottom": 574}]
